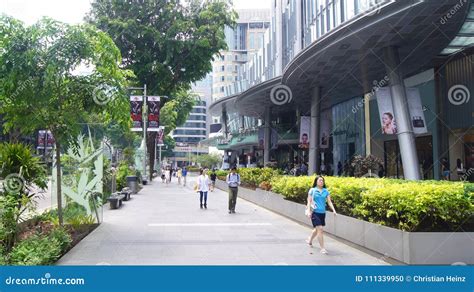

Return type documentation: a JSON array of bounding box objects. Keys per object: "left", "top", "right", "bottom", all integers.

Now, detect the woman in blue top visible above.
[{"left": 306, "top": 176, "right": 337, "bottom": 254}]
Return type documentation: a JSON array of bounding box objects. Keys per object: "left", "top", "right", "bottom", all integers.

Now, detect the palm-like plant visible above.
[{"left": 0, "top": 143, "right": 47, "bottom": 252}]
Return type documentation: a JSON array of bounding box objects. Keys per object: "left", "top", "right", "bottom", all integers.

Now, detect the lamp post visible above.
[{"left": 128, "top": 85, "right": 148, "bottom": 184}]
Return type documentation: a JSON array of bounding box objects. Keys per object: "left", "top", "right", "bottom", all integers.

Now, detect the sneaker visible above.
[
  {"left": 200, "top": 204, "right": 203, "bottom": 209},
  {"left": 228, "top": 210, "right": 232, "bottom": 214},
  {"left": 320, "top": 249, "right": 328, "bottom": 254},
  {"left": 204, "top": 204, "right": 207, "bottom": 209}
]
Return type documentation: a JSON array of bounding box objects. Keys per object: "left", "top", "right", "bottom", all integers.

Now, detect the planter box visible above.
[{"left": 215, "top": 180, "right": 474, "bottom": 265}]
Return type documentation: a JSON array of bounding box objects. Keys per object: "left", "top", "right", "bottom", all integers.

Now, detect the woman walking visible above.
[
  {"left": 306, "top": 176, "right": 337, "bottom": 254},
  {"left": 197, "top": 169, "right": 211, "bottom": 209},
  {"left": 164, "top": 167, "right": 171, "bottom": 185},
  {"left": 177, "top": 168, "right": 183, "bottom": 185}
]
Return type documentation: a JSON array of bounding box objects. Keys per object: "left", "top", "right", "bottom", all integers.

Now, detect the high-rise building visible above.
[
  {"left": 169, "top": 75, "right": 212, "bottom": 167},
  {"left": 209, "top": 0, "right": 474, "bottom": 181},
  {"left": 212, "top": 9, "right": 271, "bottom": 102}
]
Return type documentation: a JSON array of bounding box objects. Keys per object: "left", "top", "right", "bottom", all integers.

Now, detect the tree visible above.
[
  {"left": 0, "top": 16, "right": 132, "bottom": 225},
  {"left": 193, "top": 153, "right": 222, "bottom": 169},
  {"left": 87, "top": 0, "right": 236, "bottom": 180}
]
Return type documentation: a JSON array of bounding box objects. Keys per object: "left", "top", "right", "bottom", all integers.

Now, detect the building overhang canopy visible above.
[{"left": 282, "top": 0, "right": 470, "bottom": 107}]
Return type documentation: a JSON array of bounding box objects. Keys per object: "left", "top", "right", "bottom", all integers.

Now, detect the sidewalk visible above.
[{"left": 57, "top": 176, "right": 388, "bottom": 265}]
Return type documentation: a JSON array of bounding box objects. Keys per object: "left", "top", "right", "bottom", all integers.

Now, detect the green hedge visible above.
[
  {"left": 271, "top": 175, "right": 473, "bottom": 232},
  {"left": 214, "top": 168, "right": 473, "bottom": 231},
  {"left": 215, "top": 168, "right": 281, "bottom": 188}
]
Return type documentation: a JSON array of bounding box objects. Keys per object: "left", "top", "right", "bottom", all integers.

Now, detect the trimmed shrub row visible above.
[{"left": 217, "top": 168, "right": 474, "bottom": 232}]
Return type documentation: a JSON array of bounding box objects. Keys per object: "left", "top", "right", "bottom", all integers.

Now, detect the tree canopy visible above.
[
  {"left": 0, "top": 16, "right": 133, "bottom": 147},
  {"left": 0, "top": 16, "right": 133, "bottom": 224},
  {"left": 86, "top": 0, "right": 237, "bottom": 96}
]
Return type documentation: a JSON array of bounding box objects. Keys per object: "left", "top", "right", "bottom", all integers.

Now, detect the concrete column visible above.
[
  {"left": 309, "top": 87, "right": 321, "bottom": 175},
  {"left": 384, "top": 46, "right": 421, "bottom": 180},
  {"left": 264, "top": 107, "right": 271, "bottom": 166},
  {"left": 222, "top": 109, "right": 228, "bottom": 139},
  {"left": 364, "top": 93, "right": 372, "bottom": 156}
]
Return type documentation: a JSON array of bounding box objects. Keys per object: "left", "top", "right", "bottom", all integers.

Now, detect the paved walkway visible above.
[{"left": 58, "top": 176, "right": 388, "bottom": 265}]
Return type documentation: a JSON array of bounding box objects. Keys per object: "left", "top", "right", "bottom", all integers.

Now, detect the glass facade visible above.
[{"left": 332, "top": 97, "right": 366, "bottom": 174}]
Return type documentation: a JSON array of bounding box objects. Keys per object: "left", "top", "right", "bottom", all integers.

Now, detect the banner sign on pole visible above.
[
  {"left": 376, "top": 87, "right": 428, "bottom": 135},
  {"left": 320, "top": 110, "right": 331, "bottom": 149},
  {"left": 271, "top": 128, "right": 278, "bottom": 150},
  {"left": 130, "top": 96, "right": 143, "bottom": 132},
  {"left": 37, "top": 130, "right": 54, "bottom": 149},
  {"left": 299, "top": 116, "right": 310, "bottom": 149},
  {"left": 258, "top": 128, "right": 265, "bottom": 150},
  {"left": 147, "top": 96, "right": 161, "bottom": 132},
  {"left": 406, "top": 88, "right": 428, "bottom": 135},
  {"left": 157, "top": 126, "right": 165, "bottom": 146},
  {"left": 376, "top": 88, "right": 397, "bottom": 135}
]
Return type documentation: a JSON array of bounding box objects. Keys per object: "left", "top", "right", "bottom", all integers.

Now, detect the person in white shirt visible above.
[{"left": 197, "top": 168, "right": 211, "bottom": 209}]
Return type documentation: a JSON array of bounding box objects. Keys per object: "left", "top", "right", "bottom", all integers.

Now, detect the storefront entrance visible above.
[{"left": 384, "top": 136, "right": 433, "bottom": 179}]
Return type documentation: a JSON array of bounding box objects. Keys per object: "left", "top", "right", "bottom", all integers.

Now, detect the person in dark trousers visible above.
[
  {"left": 169, "top": 167, "right": 173, "bottom": 182},
  {"left": 226, "top": 167, "right": 241, "bottom": 214},
  {"left": 210, "top": 169, "right": 217, "bottom": 192},
  {"left": 197, "top": 168, "right": 211, "bottom": 209}
]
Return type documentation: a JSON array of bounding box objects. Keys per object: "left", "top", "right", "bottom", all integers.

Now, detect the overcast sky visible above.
[{"left": 1, "top": 0, "right": 272, "bottom": 25}]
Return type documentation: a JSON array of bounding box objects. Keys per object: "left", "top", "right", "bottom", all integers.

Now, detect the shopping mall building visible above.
[{"left": 206, "top": 0, "right": 474, "bottom": 181}]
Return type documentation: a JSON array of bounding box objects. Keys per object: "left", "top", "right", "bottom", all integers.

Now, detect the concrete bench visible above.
[
  {"left": 121, "top": 189, "right": 132, "bottom": 201},
  {"left": 107, "top": 193, "right": 126, "bottom": 209}
]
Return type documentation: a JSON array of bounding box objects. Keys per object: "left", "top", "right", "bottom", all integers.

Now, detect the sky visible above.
[{"left": 1, "top": 0, "right": 272, "bottom": 25}]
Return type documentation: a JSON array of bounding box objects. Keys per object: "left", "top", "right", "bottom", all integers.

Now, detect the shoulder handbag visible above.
[{"left": 305, "top": 188, "right": 314, "bottom": 216}]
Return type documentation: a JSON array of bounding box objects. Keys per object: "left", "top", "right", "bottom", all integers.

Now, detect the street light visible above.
[{"left": 128, "top": 85, "right": 148, "bottom": 184}]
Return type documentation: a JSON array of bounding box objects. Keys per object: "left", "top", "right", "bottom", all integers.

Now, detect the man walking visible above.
[
  {"left": 182, "top": 167, "right": 188, "bottom": 186},
  {"left": 226, "top": 167, "right": 240, "bottom": 214}
]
